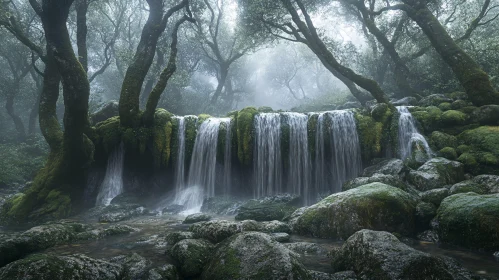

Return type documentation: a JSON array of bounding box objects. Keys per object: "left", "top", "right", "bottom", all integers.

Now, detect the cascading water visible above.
[
  {"left": 173, "top": 116, "right": 187, "bottom": 201},
  {"left": 314, "top": 110, "right": 362, "bottom": 196},
  {"left": 222, "top": 118, "right": 232, "bottom": 196},
  {"left": 284, "top": 112, "right": 311, "bottom": 203},
  {"left": 254, "top": 113, "right": 282, "bottom": 198},
  {"left": 96, "top": 143, "right": 125, "bottom": 206},
  {"left": 397, "top": 106, "right": 432, "bottom": 160}
]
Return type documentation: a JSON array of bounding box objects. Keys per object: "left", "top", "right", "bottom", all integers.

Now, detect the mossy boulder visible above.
[
  {"left": 457, "top": 126, "right": 499, "bottom": 174},
  {"left": 169, "top": 239, "right": 214, "bottom": 278},
  {"left": 90, "top": 100, "right": 119, "bottom": 125},
  {"left": 183, "top": 213, "right": 212, "bottom": 224},
  {"left": 418, "top": 94, "right": 453, "bottom": 107},
  {"left": 0, "top": 253, "right": 123, "bottom": 280},
  {"left": 441, "top": 110, "right": 469, "bottom": 126},
  {"left": 415, "top": 202, "right": 437, "bottom": 232},
  {"left": 342, "top": 174, "right": 418, "bottom": 196},
  {"left": 152, "top": 109, "right": 173, "bottom": 169},
  {"left": 354, "top": 112, "right": 384, "bottom": 161},
  {"left": 109, "top": 253, "right": 150, "bottom": 280},
  {"left": 407, "top": 158, "right": 464, "bottom": 191},
  {"left": 436, "top": 193, "right": 499, "bottom": 251},
  {"left": 410, "top": 106, "right": 443, "bottom": 133},
  {"left": 236, "top": 107, "right": 258, "bottom": 165},
  {"left": 330, "top": 229, "right": 477, "bottom": 280},
  {"left": 189, "top": 220, "right": 259, "bottom": 243},
  {"left": 430, "top": 131, "right": 457, "bottom": 150},
  {"left": 420, "top": 188, "right": 449, "bottom": 206},
  {"left": 235, "top": 195, "right": 300, "bottom": 221},
  {"left": 362, "top": 158, "right": 407, "bottom": 178},
  {"left": 201, "top": 232, "right": 311, "bottom": 280},
  {"left": 438, "top": 102, "right": 452, "bottom": 111},
  {"left": 291, "top": 183, "right": 419, "bottom": 239},
  {"left": 449, "top": 175, "right": 499, "bottom": 195},
  {"left": 470, "top": 105, "right": 499, "bottom": 125},
  {"left": 438, "top": 147, "right": 457, "bottom": 160}
]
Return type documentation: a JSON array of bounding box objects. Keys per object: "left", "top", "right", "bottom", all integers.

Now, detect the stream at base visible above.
[{"left": 31, "top": 214, "right": 499, "bottom": 278}]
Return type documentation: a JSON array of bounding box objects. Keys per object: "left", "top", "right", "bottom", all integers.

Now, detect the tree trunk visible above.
[
  {"left": 401, "top": 0, "right": 499, "bottom": 106},
  {"left": 76, "top": 0, "right": 89, "bottom": 72},
  {"left": 210, "top": 65, "right": 229, "bottom": 105},
  {"left": 5, "top": 87, "right": 26, "bottom": 141}
]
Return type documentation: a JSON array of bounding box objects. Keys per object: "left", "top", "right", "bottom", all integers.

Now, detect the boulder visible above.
[
  {"left": 421, "top": 188, "right": 449, "bottom": 206},
  {"left": 76, "top": 224, "right": 139, "bottom": 240},
  {"left": 291, "top": 183, "right": 419, "bottom": 239},
  {"left": 147, "top": 264, "right": 179, "bottom": 280},
  {"left": 415, "top": 202, "right": 437, "bottom": 232},
  {"left": 270, "top": 233, "right": 290, "bottom": 242},
  {"left": 457, "top": 126, "right": 499, "bottom": 175},
  {"left": 431, "top": 131, "right": 458, "bottom": 150},
  {"left": 361, "top": 159, "right": 407, "bottom": 178},
  {"left": 260, "top": 220, "right": 291, "bottom": 233},
  {"left": 110, "top": 253, "right": 151, "bottom": 280},
  {"left": 438, "top": 147, "right": 457, "bottom": 160},
  {"left": 331, "top": 229, "right": 477, "bottom": 280},
  {"left": 235, "top": 195, "right": 300, "bottom": 221},
  {"left": 0, "top": 253, "right": 122, "bottom": 280},
  {"left": 283, "top": 242, "right": 325, "bottom": 254},
  {"left": 441, "top": 110, "right": 469, "bottom": 126},
  {"left": 183, "top": 213, "right": 212, "bottom": 224},
  {"left": 201, "top": 232, "right": 311, "bottom": 279},
  {"left": 418, "top": 94, "right": 453, "bottom": 107},
  {"left": 164, "top": 231, "right": 195, "bottom": 246},
  {"left": 98, "top": 204, "right": 147, "bottom": 223},
  {"left": 201, "top": 196, "right": 241, "bottom": 215},
  {"left": 448, "top": 175, "right": 499, "bottom": 195},
  {"left": 470, "top": 105, "right": 499, "bottom": 126},
  {"left": 189, "top": 220, "right": 259, "bottom": 243},
  {"left": 91, "top": 100, "right": 119, "bottom": 125},
  {"left": 436, "top": 193, "right": 499, "bottom": 251},
  {"left": 407, "top": 158, "right": 464, "bottom": 191},
  {"left": 342, "top": 174, "right": 418, "bottom": 196},
  {"left": 169, "top": 239, "right": 214, "bottom": 278}
]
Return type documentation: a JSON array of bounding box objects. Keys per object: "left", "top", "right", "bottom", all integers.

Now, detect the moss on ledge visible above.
[{"left": 236, "top": 107, "right": 258, "bottom": 165}]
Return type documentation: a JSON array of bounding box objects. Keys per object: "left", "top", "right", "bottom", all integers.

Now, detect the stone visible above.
[
  {"left": 421, "top": 188, "right": 449, "bottom": 206},
  {"left": 342, "top": 174, "right": 418, "bottom": 196},
  {"left": 91, "top": 100, "right": 119, "bottom": 125},
  {"left": 110, "top": 253, "right": 151, "bottom": 280},
  {"left": 76, "top": 224, "right": 139, "bottom": 240},
  {"left": 98, "top": 204, "right": 147, "bottom": 223},
  {"left": 291, "top": 183, "right": 419, "bottom": 239},
  {"left": 418, "top": 94, "right": 453, "bottom": 107},
  {"left": 201, "top": 232, "right": 311, "bottom": 279},
  {"left": 361, "top": 158, "right": 407, "bottom": 178},
  {"left": 164, "top": 231, "right": 196, "bottom": 246},
  {"left": 183, "top": 213, "right": 212, "bottom": 224},
  {"left": 0, "top": 253, "right": 123, "bottom": 280},
  {"left": 417, "top": 230, "right": 439, "bottom": 243},
  {"left": 436, "top": 193, "right": 499, "bottom": 251},
  {"left": 407, "top": 158, "right": 464, "bottom": 191},
  {"left": 331, "top": 230, "right": 477, "bottom": 280},
  {"left": 189, "top": 220, "right": 259, "bottom": 243},
  {"left": 260, "top": 220, "right": 291, "bottom": 233},
  {"left": 270, "top": 233, "right": 290, "bottom": 242},
  {"left": 235, "top": 195, "right": 300, "bottom": 221},
  {"left": 415, "top": 202, "right": 437, "bottom": 232},
  {"left": 169, "top": 239, "right": 213, "bottom": 278},
  {"left": 284, "top": 242, "right": 325, "bottom": 254}
]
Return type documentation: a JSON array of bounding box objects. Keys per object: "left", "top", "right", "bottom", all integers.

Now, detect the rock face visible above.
[
  {"left": 189, "top": 220, "right": 259, "bottom": 243},
  {"left": 183, "top": 213, "right": 212, "bottom": 224},
  {"left": 91, "top": 100, "right": 119, "bottom": 125},
  {"left": 436, "top": 193, "right": 499, "bottom": 251},
  {"left": 331, "top": 230, "right": 477, "bottom": 280},
  {"left": 169, "top": 239, "right": 214, "bottom": 277},
  {"left": 408, "top": 158, "right": 464, "bottom": 191},
  {"left": 362, "top": 159, "right": 407, "bottom": 178},
  {"left": 235, "top": 195, "right": 300, "bottom": 221},
  {"left": 201, "top": 232, "right": 311, "bottom": 280},
  {"left": 421, "top": 188, "right": 449, "bottom": 206},
  {"left": 291, "top": 183, "right": 419, "bottom": 239},
  {"left": 342, "top": 174, "right": 418, "bottom": 196},
  {"left": 0, "top": 253, "right": 123, "bottom": 280}
]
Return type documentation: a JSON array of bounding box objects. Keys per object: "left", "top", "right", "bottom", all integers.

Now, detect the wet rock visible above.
[
  {"left": 201, "top": 196, "right": 242, "bottom": 215},
  {"left": 169, "top": 239, "right": 214, "bottom": 278},
  {"left": 291, "top": 183, "right": 419, "bottom": 239},
  {"left": 110, "top": 253, "right": 151, "bottom": 280},
  {"left": 235, "top": 195, "right": 300, "bottom": 221},
  {"left": 392, "top": 97, "right": 417, "bottom": 106},
  {"left": 201, "top": 232, "right": 311, "bottom": 279},
  {"left": 183, "top": 213, "right": 212, "bottom": 224},
  {"left": 91, "top": 100, "right": 119, "bottom": 125},
  {"left": 309, "top": 270, "right": 358, "bottom": 280},
  {"left": 260, "top": 220, "right": 291, "bottom": 233},
  {"left": 0, "top": 222, "right": 88, "bottom": 267},
  {"left": 161, "top": 204, "right": 185, "bottom": 215},
  {"left": 418, "top": 94, "right": 453, "bottom": 107},
  {"left": 407, "top": 158, "right": 465, "bottom": 191},
  {"left": 472, "top": 175, "right": 499, "bottom": 193},
  {"left": 342, "top": 174, "right": 418, "bottom": 196},
  {"left": 437, "top": 193, "right": 499, "bottom": 251},
  {"left": 76, "top": 225, "right": 139, "bottom": 240},
  {"left": 164, "top": 231, "right": 195, "bottom": 246},
  {"left": 449, "top": 181, "right": 488, "bottom": 195},
  {"left": 331, "top": 229, "right": 477, "bottom": 280},
  {"left": 418, "top": 230, "right": 439, "bottom": 243},
  {"left": 415, "top": 202, "right": 437, "bottom": 232},
  {"left": 99, "top": 204, "right": 147, "bottom": 223},
  {"left": 147, "top": 264, "right": 179, "bottom": 280},
  {"left": 421, "top": 188, "right": 449, "bottom": 206},
  {"left": 362, "top": 158, "right": 407, "bottom": 178},
  {"left": 0, "top": 253, "right": 123, "bottom": 280},
  {"left": 189, "top": 220, "right": 259, "bottom": 243},
  {"left": 284, "top": 242, "right": 325, "bottom": 254},
  {"left": 270, "top": 233, "right": 290, "bottom": 242}
]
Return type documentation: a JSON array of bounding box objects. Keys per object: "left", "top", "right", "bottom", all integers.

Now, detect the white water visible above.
[
  {"left": 284, "top": 112, "right": 311, "bottom": 203},
  {"left": 96, "top": 143, "right": 125, "bottom": 206},
  {"left": 173, "top": 116, "right": 186, "bottom": 201},
  {"left": 222, "top": 118, "right": 233, "bottom": 196},
  {"left": 175, "top": 185, "right": 204, "bottom": 215},
  {"left": 254, "top": 113, "right": 283, "bottom": 198},
  {"left": 397, "top": 106, "right": 432, "bottom": 160}
]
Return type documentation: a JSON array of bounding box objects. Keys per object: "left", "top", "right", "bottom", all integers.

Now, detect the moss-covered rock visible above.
[
  {"left": 342, "top": 174, "right": 418, "bottom": 196},
  {"left": 183, "top": 213, "right": 212, "bottom": 224},
  {"left": 438, "top": 147, "right": 457, "bottom": 160},
  {"left": 437, "top": 193, "right": 499, "bottom": 251},
  {"left": 330, "top": 229, "right": 477, "bottom": 280},
  {"left": 90, "top": 100, "right": 119, "bottom": 125},
  {"left": 415, "top": 202, "right": 437, "bottom": 232},
  {"left": 407, "top": 158, "right": 464, "bottom": 191},
  {"left": 451, "top": 100, "right": 472, "bottom": 110},
  {"left": 449, "top": 175, "right": 499, "bottom": 195},
  {"left": 189, "top": 220, "right": 259, "bottom": 243},
  {"left": 470, "top": 105, "right": 499, "bottom": 125},
  {"left": 291, "top": 183, "right": 419, "bottom": 239},
  {"left": 438, "top": 102, "right": 452, "bottom": 111},
  {"left": 362, "top": 158, "right": 407, "bottom": 178},
  {"left": 169, "top": 239, "right": 214, "bottom": 278},
  {"left": 236, "top": 107, "right": 258, "bottom": 165},
  {"left": 418, "top": 94, "right": 453, "bottom": 107},
  {"left": 354, "top": 111, "right": 384, "bottom": 162},
  {"left": 0, "top": 253, "right": 123, "bottom": 280},
  {"left": 95, "top": 117, "right": 122, "bottom": 153},
  {"left": 109, "top": 253, "right": 150, "bottom": 280},
  {"left": 235, "top": 195, "right": 300, "bottom": 222},
  {"left": 430, "top": 131, "right": 457, "bottom": 150},
  {"left": 421, "top": 188, "right": 449, "bottom": 206},
  {"left": 151, "top": 109, "right": 173, "bottom": 169},
  {"left": 441, "top": 110, "right": 469, "bottom": 126},
  {"left": 411, "top": 106, "right": 442, "bottom": 133},
  {"left": 457, "top": 126, "right": 499, "bottom": 175},
  {"left": 201, "top": 232, "right": 311, "bottom": 280}
]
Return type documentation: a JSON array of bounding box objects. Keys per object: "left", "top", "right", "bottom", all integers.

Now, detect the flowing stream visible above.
[
  {"left": 96, "top": 143, "right": 125, "bottom": 206},
  {"left": 397, "top": 106, "right": 432, "bottom": 160}
]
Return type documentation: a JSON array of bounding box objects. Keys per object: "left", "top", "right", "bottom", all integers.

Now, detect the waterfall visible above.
[
  {"left": 397, "top": 106, "right": 432, "bottom": 160},
  {"left": 173, "top": 116, "right": 187, "bottom": 201},
  {"left": 222, "top": 118, "right": 232, "bottom": 196},
  {"left": 96, "top": 143, "right": 125, "bottom": 206},
  {"left": 254, "top": 113, "right": 282, "bottom": 198},
  {"left": 314, "top": 110, "right": 362, "bottom": 197},
  {"left": 284, "top": 112, "right": 311, "bottom": 203}
]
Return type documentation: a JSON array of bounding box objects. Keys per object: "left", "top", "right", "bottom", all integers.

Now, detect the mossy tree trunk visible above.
[
  {"left": 4, "top": 0, "right": 93, "bottom": 222},
  {"left": 399, "top": 0, "right": 499, "bottom": 106},
  {"left": 118, "top": 0, "right": 189, "bottom": 128}
]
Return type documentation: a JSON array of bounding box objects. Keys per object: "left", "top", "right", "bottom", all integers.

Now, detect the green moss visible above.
[
  {"left": 198, "top": 114, "right": 212, "bottom": 125},
  {"left": 458, "top": 152, "right": 478, "bottom": 169},
  {"left": 478, "top": 152, "right": 498, "bottom": 165},
  {"left": 458, "top": 126, "right": 499, "bottom": 174},
  {"left": 236, "top": 107, "right": 258, "bottom": 165},
  {"left": 258, "top": 106, "right": 273, "bottom": 113},
  {"left": 438, "top": 102, "right": 452, "bottom": 111},
  {"left": 184, "top": 116, "right": 199, "bottom": 167},
  {"left": 354, "top": 111, "right": 383, "bottom": 161},
  {"left": 441, "top": 110, "right": 469, "bottom": 126},
  {"left": 438, "top": 147, "right": 457, "bottom": 160},
  {"left": 152, "top": 109, "right": 173, "bottom": 169},
  {"left": 456, "top": 144, "right": 470, "bottom": 155},
  {"left": 430, "top": 131, "right": 457, "bottom": 150},
  {"left": 411, "top": 107, "right": 443, "bottom": 133}
]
